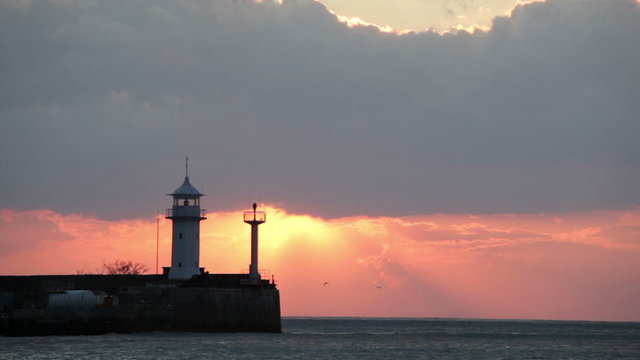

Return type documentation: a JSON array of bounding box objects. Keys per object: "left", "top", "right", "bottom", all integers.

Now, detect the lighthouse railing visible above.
[
  {"left": 243, "top": 211, "right": 266, "bottom": 222},
  {"left": 166, "top": 208, "right": 207, "bottom": 218}
]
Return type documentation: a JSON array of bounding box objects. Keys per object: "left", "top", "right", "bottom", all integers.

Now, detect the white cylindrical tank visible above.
[{"left": 47, "top": 290, "right": 97, "bottom": 308}]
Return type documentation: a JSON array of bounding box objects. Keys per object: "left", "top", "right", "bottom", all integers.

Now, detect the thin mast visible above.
[{"left": 156, "top": 210, "right": 160, "bottom": 282}]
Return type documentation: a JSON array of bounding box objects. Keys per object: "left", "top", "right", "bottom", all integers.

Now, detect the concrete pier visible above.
[{"left": 0, "top": 274, "right": 281, "bottom": 336}]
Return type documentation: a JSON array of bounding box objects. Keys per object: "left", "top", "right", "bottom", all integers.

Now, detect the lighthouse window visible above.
[
  {"left": 179, "top": 233, "right": 182, "bottom": 239},
  {"left": 178, "top": 262, "right": 182, "bottom": 268}
]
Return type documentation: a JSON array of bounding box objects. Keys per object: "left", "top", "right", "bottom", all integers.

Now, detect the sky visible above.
[
  {"left": 0, "top": 0, "right": 639, "bottom": 321},
  {"left": 319, "top": 0, "right": 533, "bottom": 32}
]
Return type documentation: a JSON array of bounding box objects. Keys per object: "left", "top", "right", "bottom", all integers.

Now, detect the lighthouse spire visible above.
[{"left": 185, "top": 156, "right": 189, "bottom": 177}]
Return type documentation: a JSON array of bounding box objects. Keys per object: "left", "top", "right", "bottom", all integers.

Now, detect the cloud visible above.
[
  {"left": 0, "top": 209, "right": 71, "bottom": 254},
  {"left": 1, "top": 205, "right": 639, "bottom": 320},
  {"left": 49, "top": 0, "right": 96, "bottom": 8},
  {"left": 0, "top": 0, "right": 638, "bottom": 221},
  {"left": 0, "top": 0, "right": 31, "bottom": 9}
]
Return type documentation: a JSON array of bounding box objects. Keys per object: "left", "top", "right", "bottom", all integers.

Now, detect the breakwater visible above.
[{"left": 0, "top": 274, "right": 281, "bottom": 336}]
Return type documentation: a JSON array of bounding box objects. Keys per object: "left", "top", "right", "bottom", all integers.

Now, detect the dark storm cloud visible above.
[{"left": 0, "top": 0, "right": 638, "bottom": 219}]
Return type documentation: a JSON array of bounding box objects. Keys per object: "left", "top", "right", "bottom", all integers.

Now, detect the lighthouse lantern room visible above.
[{"left": 166, "top": 158, "right": 207, "bottom": 280}]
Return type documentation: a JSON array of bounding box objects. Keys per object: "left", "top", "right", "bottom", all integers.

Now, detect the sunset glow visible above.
[
  {"left": 2, "top": 206, "right": 638, "bottom": 321},
  {"left": 316, "top": 0, "right": 547, "bottom": 33},
  {"left": 332, "top": 13, "right": 396, "bottom": 34}
]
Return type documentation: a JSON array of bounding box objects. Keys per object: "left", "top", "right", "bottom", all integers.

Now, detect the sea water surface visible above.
[{"left": 1, "top": 318, "right": 639, "bottom": 359}]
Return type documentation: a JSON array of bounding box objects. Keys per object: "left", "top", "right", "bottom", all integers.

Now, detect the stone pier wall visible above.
[
  {"left": 169, "top": 287, "right": 281, "bottom": 333},
  {"left": 0, "top": 275, "right": 282, "bottom": 335}
]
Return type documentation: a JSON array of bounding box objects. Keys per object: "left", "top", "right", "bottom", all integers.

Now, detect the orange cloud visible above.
[{"left": 1, "top": 206, "right": 639, "bottom": 321}]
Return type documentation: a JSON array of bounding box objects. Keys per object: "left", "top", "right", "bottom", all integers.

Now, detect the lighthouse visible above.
[
  {"left": 166, "top": 158, "right": 206, "bottom": 280},
  {"left": 244, "top": 203, "right": 266, "bottom": 280}
]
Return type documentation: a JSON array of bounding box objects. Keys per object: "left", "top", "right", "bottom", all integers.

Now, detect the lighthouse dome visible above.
[{"left": 169, "top": 176, "right": 204, "bottom": 198}]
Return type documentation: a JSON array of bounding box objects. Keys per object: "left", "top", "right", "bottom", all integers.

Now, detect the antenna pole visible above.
[
  {"left": 185, "top": 156, "right": 189, "bottom": 177},
  {"left": 156, "top": 211, "right": 160, "bottom": 283}
]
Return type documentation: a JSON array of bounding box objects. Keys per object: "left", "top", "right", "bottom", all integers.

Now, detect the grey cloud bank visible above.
[{"left": 0, "top": 0, "right": 638, "bottom": 220}]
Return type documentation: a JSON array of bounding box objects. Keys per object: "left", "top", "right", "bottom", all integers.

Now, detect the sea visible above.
[{"left": 1, "top": 318, "right": 639, "bottom": 359}]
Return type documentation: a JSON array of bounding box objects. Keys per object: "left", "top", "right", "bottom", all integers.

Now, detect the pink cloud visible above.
[{"left": 1, "top": 206, "right": 639, "bottom": 321}]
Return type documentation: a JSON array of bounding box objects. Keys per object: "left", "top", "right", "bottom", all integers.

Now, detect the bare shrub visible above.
[{"left": 102, "top": 260, "right": 149, "bottom": 275}]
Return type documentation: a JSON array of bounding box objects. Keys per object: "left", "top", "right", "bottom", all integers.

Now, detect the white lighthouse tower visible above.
[
  {"left": 244, "top": 203, "right": 266, "bottom": 281},
  {"left": 166, "top": 158, "right": 206, "bottom": 280}
]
